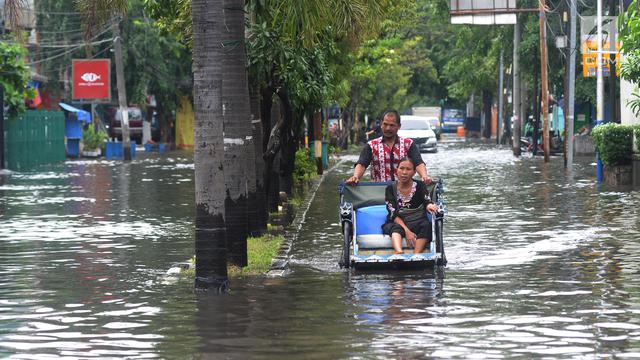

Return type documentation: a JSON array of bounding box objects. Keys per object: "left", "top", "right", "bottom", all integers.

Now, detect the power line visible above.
[
  {"left": 34, "top": 44, "right": 114, "bottom": 84},
  {"left": 16, "top": 6, "right": 84, "bottom": 16},
  {"left": 27, "top": 38, "right": 113, "bottom": 65},
  {"left": 27, "top": 23, "right": 115, "bottom": 65}
]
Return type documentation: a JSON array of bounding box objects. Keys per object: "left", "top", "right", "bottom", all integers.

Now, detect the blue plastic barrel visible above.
[{"left": 105, "top": 141, "right": 136, "bottom": 159}]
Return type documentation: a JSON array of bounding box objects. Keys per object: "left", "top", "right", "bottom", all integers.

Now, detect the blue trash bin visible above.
[{"left": 67, "top": 138, "right": 80, "bottom": 158}]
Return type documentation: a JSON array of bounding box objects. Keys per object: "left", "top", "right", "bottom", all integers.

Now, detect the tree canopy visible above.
[
  {"left": 620, "top": 0, "right": 640, "bottom": 115},
  {"left": 0, "top": 42, "right": 34, "bottom": 117}
]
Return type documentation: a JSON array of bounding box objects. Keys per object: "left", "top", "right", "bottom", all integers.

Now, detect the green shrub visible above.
[
  {"left": 293, "top": 148, "right": 316, "bottom": 185},
  {"left": 591, "top": 123, "right": 634, "bottom": 166},
  {"left": 634, "top": 125, "right": 640, "bottom": 152},
  {"left": 82, "top": 125, "right": 108, "bottom": 151}
]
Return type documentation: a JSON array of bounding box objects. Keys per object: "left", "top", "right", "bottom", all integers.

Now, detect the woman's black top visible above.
[{"left": 384, "top": 180, "right": 432, "bottom": 223}]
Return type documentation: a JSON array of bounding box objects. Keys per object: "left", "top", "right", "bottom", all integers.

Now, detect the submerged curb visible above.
[{"left": 267, "top": 158, "right": 344, "bottom": 277}]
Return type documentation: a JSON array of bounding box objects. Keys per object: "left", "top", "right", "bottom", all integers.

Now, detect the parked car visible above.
[
  {"left": 398, "top": 115, "right": 438, "bottom": 153},
  {"left": 105, "top": 106, "right": 143, "bottom": 143}
]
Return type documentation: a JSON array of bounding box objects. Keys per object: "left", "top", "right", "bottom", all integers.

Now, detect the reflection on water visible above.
[{"left": 2, "top": 144, "right": 640, "bottom": 358}]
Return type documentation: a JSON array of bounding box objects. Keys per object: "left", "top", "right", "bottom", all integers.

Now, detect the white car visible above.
[{"left": 398, "top": 115, "right": 438, "bottom": 153}]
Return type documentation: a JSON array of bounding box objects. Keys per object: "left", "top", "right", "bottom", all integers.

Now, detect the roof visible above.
[{"left": 59, "top": 102, "right": 91, "bottom": 123}]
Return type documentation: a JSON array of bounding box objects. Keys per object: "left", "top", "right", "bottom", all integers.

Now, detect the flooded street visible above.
[{"left": 2, "top": 143, "right": 640, "bottom": 358}]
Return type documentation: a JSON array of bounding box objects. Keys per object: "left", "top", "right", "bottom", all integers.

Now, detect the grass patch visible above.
[
  {"left": 228, "top": 234, "right": 284, "bottom": 276},
  {"left": 290, "top": 195, "right": 304, "bottom": 209},
  {"left": 180, "top": 234, "right": 285, "bottom": 278}
]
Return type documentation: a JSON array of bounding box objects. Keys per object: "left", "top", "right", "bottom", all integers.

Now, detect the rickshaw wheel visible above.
[
  {"left": 436, "top": 218, "right": 447, "bottom": 266},
  {"left": 431, "top": 182, "right": 447, "bottom": 267},
  {"left": 341, "top": 222, "right": 352, "bottom": 269}
]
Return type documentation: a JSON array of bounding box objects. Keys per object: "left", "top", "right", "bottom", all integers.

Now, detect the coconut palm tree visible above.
[
  {"left": 190, "top": 0, "right": 229, "bottom": 291},
  {"left": 220, "top": 0, "right": 251, "bottom": 267},
  {"left": 146, "top": 0, "right": 255, "bottom": 265}
]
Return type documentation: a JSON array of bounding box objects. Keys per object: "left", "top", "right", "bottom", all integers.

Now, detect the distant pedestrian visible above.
[{"left": 366, "top": 120, "right": 381, "bottom": 140}]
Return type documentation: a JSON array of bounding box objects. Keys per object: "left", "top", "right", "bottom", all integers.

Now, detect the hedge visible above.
[{"left": 591, "top": 123, "right": 634, "bottom": 166}]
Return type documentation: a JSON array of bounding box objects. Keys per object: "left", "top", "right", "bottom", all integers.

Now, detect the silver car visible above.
[{"left": 398, "top": 115, "right": 438, "bottom": 153}]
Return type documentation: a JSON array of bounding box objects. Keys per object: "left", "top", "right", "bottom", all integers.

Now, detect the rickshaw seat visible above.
[{"left": 355, "top": 204, "right": 433, "bottom": 249}]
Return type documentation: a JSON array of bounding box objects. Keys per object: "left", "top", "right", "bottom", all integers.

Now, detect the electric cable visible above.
[{"left": 27, "top": 23, "right": 115, "bottom": 65}]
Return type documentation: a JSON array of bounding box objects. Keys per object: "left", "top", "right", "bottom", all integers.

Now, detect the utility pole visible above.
[
  {"left": 112, "top": 19, "right": 132, "bottom": 160},
  {"left": 513, "top": 17, "right": 521, "bottom": 156},
  {"left": 533, "top": 60, "right": 540, "bottom": 156},
  {"left": 566, "top": 0, "right": 577, "bottom": 167},
  {"left": 540, "top": 2, "right": 550, "bottom": 162},
  {"left": 596, "top": 0, "right": 605, "bottom": 182},
  {"left": 498, "top": 48, "right": 504, "bottom": 145}
]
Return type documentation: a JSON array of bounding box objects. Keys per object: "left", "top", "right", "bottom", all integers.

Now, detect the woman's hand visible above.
[
  {"left": 427, "top": 203, "right": 438, "bottom": 214},
  {"left": 405, "top": 230, "right": 417, "bottom": 247}
]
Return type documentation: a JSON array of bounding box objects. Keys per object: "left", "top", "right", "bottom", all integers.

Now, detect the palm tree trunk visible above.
[
  {"left": 482, "top": 90, "right": 492, "bottom": 139},
  {"left": 265, "top": 96, "right": 281, "bottom": 212},
  {"left": 250, "top": 85, "right": 267, "bottom": 235},
  {"left": 221, "top": 0, "right": 251, "bottom": 267},
  {"left": 276, "top": 87, "right": 295, "bottom": 196},
  {"left": 192, "top": 0, "right": 228, "bottom": 292}
]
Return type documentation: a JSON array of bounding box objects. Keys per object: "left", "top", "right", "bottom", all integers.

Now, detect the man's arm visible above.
[
  {"left": 407, "top": 143, "right": 431, "bottom": 184},
  {"left": 346, "top": 164, "right": 366, "bottom": 184},
  {"left": 346, "top": 144, "right": 372, "bottom": 184},
  {"left": 416, "top": 163, "right": 431, "bottom": 184}
]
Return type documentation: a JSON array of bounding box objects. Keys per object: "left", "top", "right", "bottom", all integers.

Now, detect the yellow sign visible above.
[
  {"left": 581, "top": 16, "right": 620, "bottom": 77},
  {"left": 582, "top": 40, "right": 621, "bottom": 77}
]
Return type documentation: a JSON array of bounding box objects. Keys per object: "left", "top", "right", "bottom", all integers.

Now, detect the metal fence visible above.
[{"left": 4, "top": 110, "right": 65, "bottom": 170}]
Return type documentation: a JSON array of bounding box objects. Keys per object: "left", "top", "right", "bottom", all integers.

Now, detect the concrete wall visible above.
[{"left": 574, "top": 134, "right": 595, "bottom": 155}]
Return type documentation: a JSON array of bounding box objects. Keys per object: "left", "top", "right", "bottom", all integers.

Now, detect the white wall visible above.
[{"left": 621, "top": 52, "right": 640, "bottom": 126}]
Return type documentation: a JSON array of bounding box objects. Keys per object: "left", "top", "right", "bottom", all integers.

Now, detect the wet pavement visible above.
[{"left": 2, "top": 142, "right": 640, "bottom": 358}]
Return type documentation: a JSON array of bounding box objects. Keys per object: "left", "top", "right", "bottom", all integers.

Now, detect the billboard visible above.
[
  {"left": 450, "top": 0, "right": 518, "bottom": 25},
  {"left": 72, "top": 59, "right": 111, "bottom": 100},
  {"left": 581, "top": 16, "right": 620, "bottom": 77}
]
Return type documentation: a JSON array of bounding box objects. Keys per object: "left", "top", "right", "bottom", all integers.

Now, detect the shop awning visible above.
[{"left": 59, "top": 102, "right": 91, "bottom": 123}]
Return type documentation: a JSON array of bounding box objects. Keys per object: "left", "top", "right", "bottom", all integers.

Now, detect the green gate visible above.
[{"left": 4, "top": 110, "right": 65, "bottom": 170}]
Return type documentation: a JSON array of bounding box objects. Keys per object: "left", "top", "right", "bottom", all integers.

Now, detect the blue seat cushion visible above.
[
  {"left": 355, "top": 205, "right": 435, "bottom": 236},
  {"left": 355, "top": 205, "right": 387, "bottom": 235}
]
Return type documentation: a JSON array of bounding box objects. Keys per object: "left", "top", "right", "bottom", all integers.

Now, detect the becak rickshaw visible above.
[{"left": 338, "top": 180, "right": 446, "bottom": 269}]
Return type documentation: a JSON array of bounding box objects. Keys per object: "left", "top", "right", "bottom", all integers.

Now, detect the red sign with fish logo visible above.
[{"left": 72, "top": 59, "right": 111, "bottom": 100}]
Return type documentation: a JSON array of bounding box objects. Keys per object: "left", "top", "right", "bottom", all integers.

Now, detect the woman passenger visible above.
[{"left": 382, "top": 157, "right": 439, "bottom": 254}]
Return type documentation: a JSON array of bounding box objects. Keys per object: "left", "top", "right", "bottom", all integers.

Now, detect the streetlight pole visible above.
[
  {"left": 0, "top": 85, "right": 4, "bottom": 169},
  {"left": 596, "top": 0, "right": 604, "bottom": 182},
  {"left": 513, "top": 17, "right": 521, "bottom": 156},
  {"left": 498, "top": 48, "right": 504, "bottom": 145}
]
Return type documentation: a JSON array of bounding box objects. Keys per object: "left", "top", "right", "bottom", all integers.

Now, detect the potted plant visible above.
[{"left": 82, "top": 125, "right": 108, "bottom": 157}]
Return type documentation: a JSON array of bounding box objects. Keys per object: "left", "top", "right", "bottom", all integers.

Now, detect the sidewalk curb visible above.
[{"left": 266, "top": 158, "right": 345, "bottom": 277}]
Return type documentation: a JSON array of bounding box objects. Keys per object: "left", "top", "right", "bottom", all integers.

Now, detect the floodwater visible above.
[{"left": 2, "top": 142, "right": 640, "bottom": 358}]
